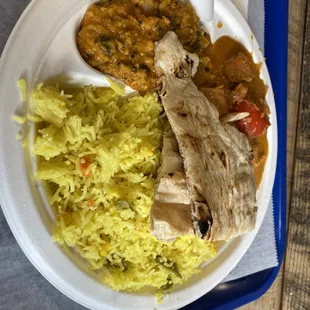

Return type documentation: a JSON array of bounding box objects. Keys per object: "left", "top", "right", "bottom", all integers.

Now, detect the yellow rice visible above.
[{"left": 22, "top": 81, "right": 217, "bottom": 294}]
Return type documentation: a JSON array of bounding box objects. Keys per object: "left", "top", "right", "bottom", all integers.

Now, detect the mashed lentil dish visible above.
[{"left": 77, "top": 0, "right": 209, "bottom": 93}]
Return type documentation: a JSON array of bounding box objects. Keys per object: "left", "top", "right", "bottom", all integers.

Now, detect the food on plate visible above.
[
  {"left": 196, "top": 36, "right": 270, "bottom": 186},
  {"left": 76, "top": 0, "right": 210, "bottom": 93},
  {"left": 151, "top": 32, "right": 257, "bottom": 241},
  {"left": 232, "top": 100, "right": 270, "bottom": 138},
  {"left": 77, "top": 0, "right": 269, "bottom": 187},
  {"left": 15, "top": 0, "right": 272, "bottom": 299},
  {"left": 151, "top": 128, "right": 194, "bottom": 241},
  {"left": 223, "top": 53, "right": 255, "bottom": 83},
  {"left": 24, "top": 82, "right": 216, "bottom": 293}
]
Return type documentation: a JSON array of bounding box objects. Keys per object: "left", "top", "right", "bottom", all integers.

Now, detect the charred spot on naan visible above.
[
  {"left": 195, "top": 201, "right": 213, "bottom": 239},
  {"left": 180, "top": 134, "right": 201, "bottom": 152},
  {"left": 153, "top": 32, "right": 257, "bottom": 242}
]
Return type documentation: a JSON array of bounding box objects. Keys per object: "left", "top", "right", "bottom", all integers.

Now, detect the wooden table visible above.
[{"left": 240, "top": 0, "right": 310, "bottom": 309}]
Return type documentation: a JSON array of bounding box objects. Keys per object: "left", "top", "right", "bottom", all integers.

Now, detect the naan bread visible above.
[
  {"left": 153, "top": 32, "right": 257, "bottom": 241},
  {"left": 150, "top": 128, "right": 194, "bottom": 241}
]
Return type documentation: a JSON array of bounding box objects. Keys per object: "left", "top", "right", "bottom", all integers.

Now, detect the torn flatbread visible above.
[
  {"left": 154, "top": 32, "right": 257, "bottom": 241},
  {"left": 150, "top": 128, "right": 194, "bottom": 241}
]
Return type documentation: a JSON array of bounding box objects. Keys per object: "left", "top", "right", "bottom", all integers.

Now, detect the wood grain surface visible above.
[
  {"left": 282, "top": 0, "right": 310, "bottom": 309},
  {"left": 240, "top": 0, "right": 308, "bottom": 309}
]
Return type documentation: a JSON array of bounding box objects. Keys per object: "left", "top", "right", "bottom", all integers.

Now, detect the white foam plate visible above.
[{"left": 0, "top": 1, "right": 277, "bottom": 309}]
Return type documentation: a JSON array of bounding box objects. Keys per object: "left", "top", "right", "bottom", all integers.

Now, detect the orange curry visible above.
[{"left": 77, "top": 0, "right": 269, "bottom": 187}]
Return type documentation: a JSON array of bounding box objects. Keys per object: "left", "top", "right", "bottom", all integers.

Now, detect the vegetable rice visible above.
[{"left": 21, "top": 81, "right": 217, "bottom": 294}]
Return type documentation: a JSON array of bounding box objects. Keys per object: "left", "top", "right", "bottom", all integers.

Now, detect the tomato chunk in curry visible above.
[{"left": 77, "top": 0, "right": 269, "bottom": 188}]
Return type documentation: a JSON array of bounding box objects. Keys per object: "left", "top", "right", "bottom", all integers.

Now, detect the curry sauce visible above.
[
  {"left": 200, "top": 37, "right": 269, "bottom": 187},
  {"left": 202, "top": 37, "right": 267, "bottom": 110}
]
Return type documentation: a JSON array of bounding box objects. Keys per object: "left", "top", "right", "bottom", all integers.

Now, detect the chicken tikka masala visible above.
[{"left": 77, "top": 0, "right": 270, "bottom": 188}]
